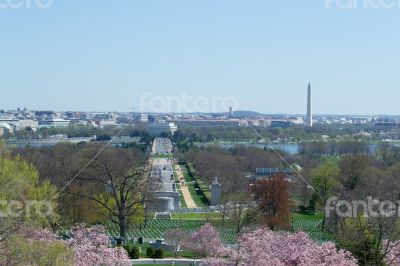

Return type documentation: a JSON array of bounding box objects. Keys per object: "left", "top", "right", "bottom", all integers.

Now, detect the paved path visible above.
[
  {"left": 132, "top": 258, "right": 204, "bottom": 265},
  {"left": 174, "top": 164, "right": 197, "bottom": 208}
]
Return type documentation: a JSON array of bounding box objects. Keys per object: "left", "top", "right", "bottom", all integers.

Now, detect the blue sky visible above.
[{"left": 1, "top": 1, "right": 400, "bottom": 114}]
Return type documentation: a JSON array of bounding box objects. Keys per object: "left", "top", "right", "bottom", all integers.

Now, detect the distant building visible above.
[
  {"left": 75, "top": 112, "right": 87, "bottom": 120},
  {"left": 288, "top": 117, "right": 304, "bottom": 125},
  {"left": 97, "top": 120, "right": 117, "bottom": 126},
  {"left": 270, "top": 120, "right": 292, "bottom": 128},
  {"left": 375, "top": 118, "right": 398, "bottom": 127},
  {"left": 148, "top": 121, "right": 177, "bottom": 136},
  {"left": 35, "top": 111, "right": 55, "bottom": 117},
  {"left": 112, "top": 136, "right": 142, "bottom": 147},
  {"left": 148, "top": 115, "right": 156, "bottom": 123},
  {"left": 12, "top": 119, "right": 38, "bottom": 131},
  {"left": 249, "top": 167, "right": 294, "bottom": 184},
  {"left": 38, "top": 119, "right": 70, "bottom": 128},
  {"left": 0, "top": 123, "right": 13, "bottom": 135},
  {"left": 174, "top": 119, "right": 242, "bottom": 127},
  {"left": 140, "top": 113, "right": 149, "bottom": 122},
  {"left": 228, "top": 106, "right": 233, "bottom": 117},
  {"left": 350, "top": 118, "right": 368, "bottom": 125}
]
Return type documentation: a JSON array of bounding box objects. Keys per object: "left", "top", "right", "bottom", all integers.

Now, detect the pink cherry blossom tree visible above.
[
  {"left": 68, "top": 224, "right": 130, "bottom": 266},
  {"left": 383, "top": 239, "right": 400, "bottom": 265},
  {"left": 2, "top": 225, "right": 130, "bottom": 265},
  {"left": 199, "top": 225, "right": 357, "bottom": 266},
  {"left": 184, "top": 223, "right": 226, "bottom": 257}
]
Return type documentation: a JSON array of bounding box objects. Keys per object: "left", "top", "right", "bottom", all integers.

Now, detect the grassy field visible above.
[
  {"left": 103, "top": 213, "right": 326, "bottom": 246},
  {"left": 290, "top": 212, "right": 331, "bottom": 242},
  {"left": 106, "top": 218, "right": 236, "bottom": 244},
  {"left": 107, "top": 219, "right": 204, "bottom": 239},
  {"left": 171, "top": 212, "right": 223, "bottom": 220}
]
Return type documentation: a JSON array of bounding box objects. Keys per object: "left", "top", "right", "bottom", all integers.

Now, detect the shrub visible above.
[
  {"left": 122, "top": 245, "right": 140, "bottom": 259},
  {"left": 129, "top": 246, "right": 140, "bottom": 259},
  {"left": 146, "top": 247, "right": 154, "bottom": 258},
  {"left": 154, "top": 248, "right": 164, "bottom": 259},
  {"left": 122, "top": 244, "right": 132, "bottom": 255}
]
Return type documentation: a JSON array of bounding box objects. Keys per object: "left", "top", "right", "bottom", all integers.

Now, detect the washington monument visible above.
[{"left": 306, "top": 82, "right": 313, "bottom": 127}]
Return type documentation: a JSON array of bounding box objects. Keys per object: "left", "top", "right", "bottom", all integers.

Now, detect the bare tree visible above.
[{"left": 67, "top": 146, "right": 152, "bottom": 240}]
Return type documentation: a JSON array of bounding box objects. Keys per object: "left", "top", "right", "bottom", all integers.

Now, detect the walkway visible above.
[
  {"left": 174, "top": 164, "right": 197, "bottom": 208},
  {"left": 132, "top": 258, "right": 204, "bottom": 265}
]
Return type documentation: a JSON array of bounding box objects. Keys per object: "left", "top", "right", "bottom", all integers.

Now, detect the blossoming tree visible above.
[
  {"left": 68, "top": 224, "right": 131, "bottom": 266},
  {"left": 193, "top": 224, "right": 358, "bottom": 266},
  {"left": 185, "top": 223, "right": 226, "bottom": 258}
]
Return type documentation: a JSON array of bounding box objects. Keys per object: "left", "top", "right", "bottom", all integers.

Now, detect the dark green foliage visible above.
[
  {"left": 154, "top": 248, "right": 165, "bottom": 259},
  {"left": 129, "top": 246, "right": 140, "bottom": 259},
  {"left": 96, "top": 134, "right": 112, "bottom": 141},
  {"left": 338, "top": 236, "right": 385, "bottom": 266},
  {"left": 146, "top": 246, "right": 154, "bottom": 258},
  {"left": 122, "top": 244, "right": 140, "bottom": 259}
]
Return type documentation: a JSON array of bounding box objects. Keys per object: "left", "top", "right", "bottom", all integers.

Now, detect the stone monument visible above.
[{"left": 211, "top": 177, "right": 221, "bottom": 206}]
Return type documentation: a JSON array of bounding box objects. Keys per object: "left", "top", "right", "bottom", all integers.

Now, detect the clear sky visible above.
[{"left": 1, "top": 0, "right": 400, "bottom": 115}]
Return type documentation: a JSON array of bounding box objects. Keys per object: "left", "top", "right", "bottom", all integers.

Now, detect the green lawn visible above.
[
  {"left": 178, "top": 191, "right": 188, "bottom": 208},
  {"left": 179, "top": 164, "right": 209, "bottom": 207},
  {"left": 106, "top": 219, "right": 237, "bottom": 244},
  {"left": 186, "top": 163, "right": 211, "bottom": 203},
  {"left": 291, "top": 212, "right": 332, "bottom": 242},
  {"left": 171, "top": 212, "right": 223, "bottom": 220},
  {"left": 107, "top": 219, "right": 205, "bottom": 239}
]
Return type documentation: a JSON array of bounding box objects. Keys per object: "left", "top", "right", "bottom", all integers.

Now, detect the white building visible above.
[
  {"left": 38, "top": 119, "right": 70, "bottom": 128},
  {"left": 98, "top": 120, "right": 117, "bottom": 126},
  {"left": 148, "top": 121, "right": 177, "bottom": 136},
  {"left": 0, "top": 123, "right": 13, "bottom": 136},
  {"left": 12, "top": 119, "right": 38, "bottom": 131}
]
